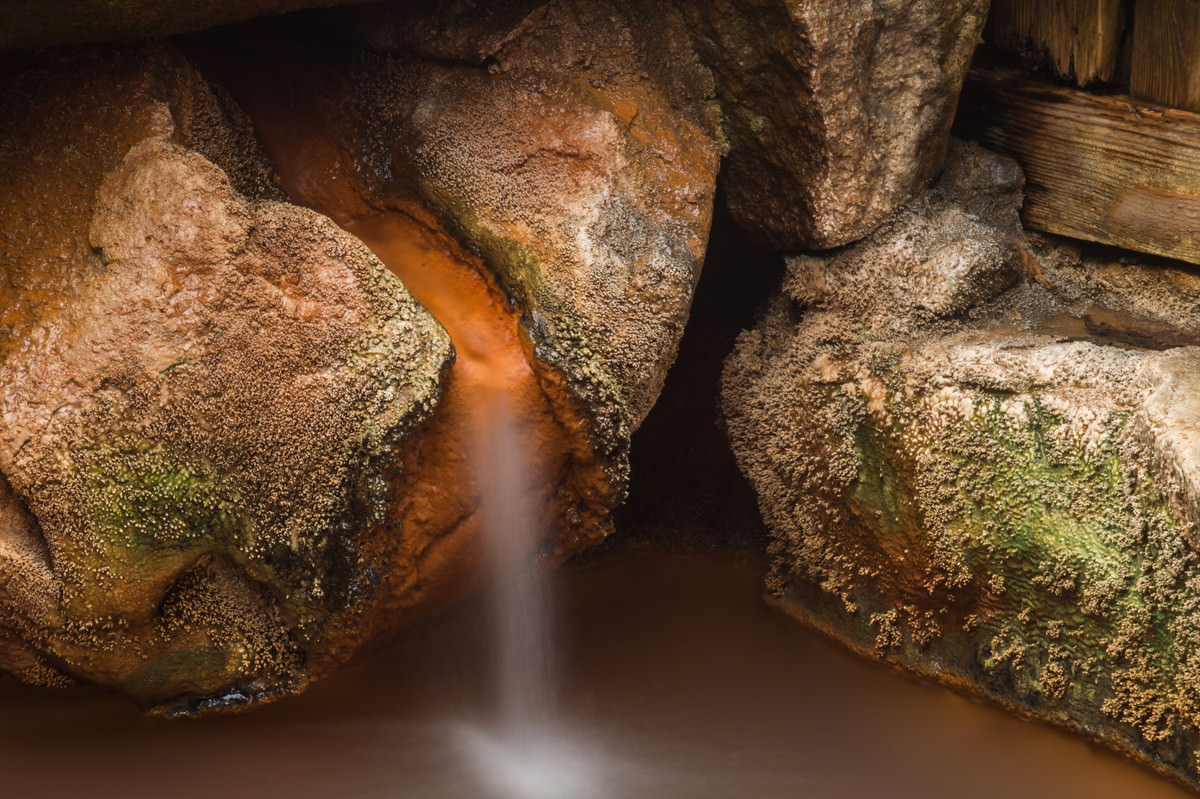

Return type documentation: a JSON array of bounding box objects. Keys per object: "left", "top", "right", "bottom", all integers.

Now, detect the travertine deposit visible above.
[
  {"left": 723, "top": 140, "right": 1200, "bottom": 785},
  {"left": 0, "top": 0, "right": 729, "bottom": 712}
]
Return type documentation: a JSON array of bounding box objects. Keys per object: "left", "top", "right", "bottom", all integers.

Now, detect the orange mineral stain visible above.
[{"left": 189, "top": 34, "right": 612, "bottom": 661}]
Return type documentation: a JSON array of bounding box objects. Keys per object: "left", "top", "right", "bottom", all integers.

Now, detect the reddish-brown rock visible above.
[
  {"left": 0, "top": 45, "right": 451, "bottom": 711},
  {"left": 342, "top": 0, "right": 724, "bottom": 442}
]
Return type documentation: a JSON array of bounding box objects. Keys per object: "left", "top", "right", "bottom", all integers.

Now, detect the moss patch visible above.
[
  {"left": 89, "top": 451, "right": 238, "bottom": 553},
  {"left": 830, "top": 386, "right": 1200, "bottom": 769}
]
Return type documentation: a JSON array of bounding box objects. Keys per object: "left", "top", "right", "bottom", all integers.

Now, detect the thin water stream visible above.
[{"left": 456, "top": 398, "right": 607, "bottom": 799}]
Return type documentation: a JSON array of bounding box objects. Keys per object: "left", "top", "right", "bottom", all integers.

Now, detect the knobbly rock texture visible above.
[
  {"left": 0, "top": 0, "right": 368, "bottom": 50},
  {"left": 724, "top": 140, "right": 1200, "bottom": 786},
  {"left": 0, "top": 45, "right": 451, "bottom": 713},
  {"left": 0, "top": 0, "right": 726, "bottom": 712},
  {"left": 355, "top": 0, "right": 987, "bottom": 254},
  {"left": 680, "top": 0, "right": 990, "bottom": 250},
  {"left": 333, "top": 0, "right": 724, "bottom": 464},
  {"left": 1024, "top": 231, "right": 1200, "bottom": 349}
]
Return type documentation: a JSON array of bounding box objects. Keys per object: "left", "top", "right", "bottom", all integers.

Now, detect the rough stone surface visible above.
[
  {"left": 1024, "top": 231, "right": 1200, "bottom": 348},
  {"left": 0, "top": 45, "right": 451, "bottom": 712},
  {"left": 344, "top": 0, "right": 724, "bottom": 460},
  {"left": 680, "top": 0, "right": 989, "bottom": 250},
  {"left": 723, "top": 140, "right": 1200, "bottom": 786}
]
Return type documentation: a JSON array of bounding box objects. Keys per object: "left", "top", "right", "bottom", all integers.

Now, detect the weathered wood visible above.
[
  {"left": 1131, "top": 0, "right": 1200, "bottom": 112},
  {"left": 961, "top": 70, "right": 1200, "bottom": 265},
  {"left": 988, "top": 0, "right": 1126, "bottom": 85}
]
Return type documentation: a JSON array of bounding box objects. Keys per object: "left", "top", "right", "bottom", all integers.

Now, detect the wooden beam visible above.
[
  {"left": 1131, "top": 0, "right": 1200, "bottom": 112},
  {"left": 960, "top": 70, "right": 1200, "bottom": 265},
  {"left": 988, "top": 0, "right": 1126, "bottom": 86}
]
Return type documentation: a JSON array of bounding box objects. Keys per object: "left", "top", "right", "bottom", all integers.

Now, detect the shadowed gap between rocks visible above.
[{"left": 611, "top": 195, "right": 781, "bottom": 553}]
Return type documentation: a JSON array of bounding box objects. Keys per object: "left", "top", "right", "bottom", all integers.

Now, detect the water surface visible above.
[{"left": 0, "top": 548, "right": 1189, "bottom": 799}]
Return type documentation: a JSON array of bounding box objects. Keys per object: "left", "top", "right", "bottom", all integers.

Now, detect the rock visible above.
[
  {"left": 0, "top": 44, "right": 451, "bottom": 712},
  {"left": 723, "top": 140, "right": 1200, "bottom": 786},
  {"left": 0, "top": 0, "right": 724, "bottom": 712},
  {"left": 679, "top": 0, "right": 989, "bottom": 249},
  {"left": 5, "top": 0, "right": 986, "bottom": 254},
  {"left": 307, "top": 0, "right": 724, "bottom": 463},
  {"left": 0, "top": 0, "right": 368, "bottom": 51}
]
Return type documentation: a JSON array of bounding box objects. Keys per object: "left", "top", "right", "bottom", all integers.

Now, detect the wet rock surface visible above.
[
  {"left": 0, "top": 44, "right": 451, "bottom": 711},
  {"left": 722, "top": 140, "right": 1200, "bottom": 786},
  {"left": 345, "top": 0, "right": 724, "bottom": 450}
]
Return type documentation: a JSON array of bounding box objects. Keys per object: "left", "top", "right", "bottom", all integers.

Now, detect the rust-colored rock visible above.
[{"left": 343, "top": 0, "right": 723, "bottom": 441}]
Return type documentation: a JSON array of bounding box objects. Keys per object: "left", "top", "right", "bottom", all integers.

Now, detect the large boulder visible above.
[
  {"left": 0, "top": 45, "right": 450, "bottom": 712},
  {"left": 723, "top": 140, "right": 1200, "bottom": 786},
  {"left": 679, "top": 0, "right": 990, "bottom": 250},
  {"left": 381, "top": 0, "right": 722, "bottom": 443}
]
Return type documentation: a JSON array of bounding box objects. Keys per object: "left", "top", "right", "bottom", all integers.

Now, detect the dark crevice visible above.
[{"left": 608, "top": 192, "right": 784, "bottom": 553}]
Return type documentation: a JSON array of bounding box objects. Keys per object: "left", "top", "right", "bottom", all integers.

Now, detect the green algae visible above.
[
  {"left": 89, "top": 451, "right": 237, "bottom": 553},
  {"left": 833, "top": 386, "right": 1200, "bottom": 765},
  {"left": 850, "top": 424, "right": 914, "bottom": 540}
]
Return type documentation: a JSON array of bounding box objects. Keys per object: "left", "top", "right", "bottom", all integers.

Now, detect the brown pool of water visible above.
[{"left": 0, "top": 547, "right": 1190, "bottom": 799}]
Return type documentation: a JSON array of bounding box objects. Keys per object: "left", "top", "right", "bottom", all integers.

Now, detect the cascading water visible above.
[
  {"left": 454, "top": 397, "right": 610, "bottom": 799},
  {"left": 477, "top": 397, "right": 556, "bottom": 734}
]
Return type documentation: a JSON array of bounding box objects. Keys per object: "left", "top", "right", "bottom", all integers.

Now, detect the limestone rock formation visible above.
[
  {"left": 680, "top": 0, "right": 990, "bottom": 249},
  {"left": 0, "top": 44, "right": 452, "bottom": 712},
  {"left": 0, "top": 0, "right": 724, "bottom": 712},
  {"left": 723, "top": 140, "right": 1200, "bottom": 785}
]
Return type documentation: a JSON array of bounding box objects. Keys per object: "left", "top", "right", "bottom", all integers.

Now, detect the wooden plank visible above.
[
  {"left": 988, "top": 0, "right": 1126, "bottom": 85},
  {"left": 1131, "top": 0, "right": 1200, "bottom": 112},
  {"left": 960, "top": 70, "right": 1200, "bottom": 265}
]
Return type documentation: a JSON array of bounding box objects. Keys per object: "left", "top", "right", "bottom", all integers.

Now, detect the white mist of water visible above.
[
  {"left": 477, "top": 398, "right": 555, "bottom": 735},
  {"left": 455, "top": 396, "right": 610, "bottom": 799}
]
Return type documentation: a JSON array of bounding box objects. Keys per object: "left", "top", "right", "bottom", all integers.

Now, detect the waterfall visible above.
[
  {"left": 455, "top": 395, "right": 608, "bottom": 799},
  {"left": 477, "top": 395, "right": 556, "bottom": 736}
]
